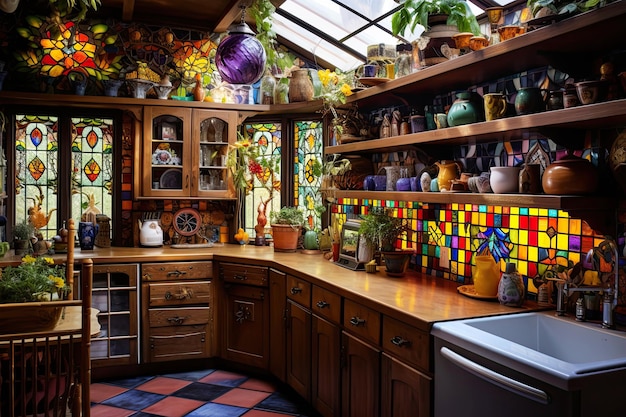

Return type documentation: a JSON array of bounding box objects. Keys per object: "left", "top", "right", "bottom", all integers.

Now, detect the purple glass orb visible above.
[{"left": 215, "top": 29, "right": 267, "bottom": 85}]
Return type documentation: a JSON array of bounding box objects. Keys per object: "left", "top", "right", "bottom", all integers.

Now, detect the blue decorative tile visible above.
[
  {"left": 102, "top": 389, "right": 164, "bottom": 410},
  {"left": 172, "top": 382, "right": 230, "bottom": 402},
  {"left": 185, "top": 403, "right": 247, "bottom": 417},
  {"left": 106, "top": 375, "right": 154, "bottom": 389},
  {"left": 256, "top": 392, "right": 307, "bottom": 414}
]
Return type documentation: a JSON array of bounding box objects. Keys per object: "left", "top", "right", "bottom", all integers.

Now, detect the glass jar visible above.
[
  {"left": 274, "top": 77, "right": 289, "bottom": 104},
  {"left": 395, "top": 43, "right": 413, "bottom": 78},
  {"left": 260, "top": 69, "right": 276, "bottom": 105}
]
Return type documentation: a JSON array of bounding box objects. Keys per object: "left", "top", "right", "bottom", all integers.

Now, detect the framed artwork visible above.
[{"left": 162, "top": 122, "right": 177, "bottom": 140}]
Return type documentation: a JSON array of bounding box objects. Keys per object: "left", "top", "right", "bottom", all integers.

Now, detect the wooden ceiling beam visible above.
[
  {"left": 213, "top": 0, "right": 247, "bottom": 33},
  {"left": 121, "top": 0, "right": 136, "bottom": 22}
]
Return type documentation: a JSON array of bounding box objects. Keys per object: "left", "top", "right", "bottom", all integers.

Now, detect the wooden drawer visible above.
[
  {"left": 343, "top": 298, "right": 381, "bottom": 345},
  {"left": 220, "top": 262, "right": 268, "bottom": 287},
  {"left": 148, "top": 324, "right": 208, "bottom": 362},
  {"left": 286, "top": 275, "right": 311, "bottom": 308},
  {"left": 148, "top": 307, "right": 210, "bottom": 328},
  {"left": 147, "top": 281, "right": 211, "bottom": 307},
  {"left": 311, "top": 285, "right": 341, "bottom": 323},
  {"left": 142, "top": 262, "right": 212, "bottom": 282},
  {"left": 382, "top": 315, "right": 429, "bottom": 372}
]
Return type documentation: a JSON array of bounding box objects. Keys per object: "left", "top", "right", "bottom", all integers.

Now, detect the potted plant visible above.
[
  {"left": 358, "top": 207, "right": 413, "bottom": 276},
  {"left": 526, "top": 0, "right": 614, "bottom": 20},
  {"left": 270, "top": 206, "right": 305, "bottom": 252},
  {"left": 13, "top": 220, "right": 35, "bottom": 256},
  {"left": 391, "top": 0, "right": 481, "bottom": 38}
]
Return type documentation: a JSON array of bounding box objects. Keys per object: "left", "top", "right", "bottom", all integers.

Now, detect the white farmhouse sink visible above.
[{"left": 432, "top": 311, "right": 626, "bottom": 390}]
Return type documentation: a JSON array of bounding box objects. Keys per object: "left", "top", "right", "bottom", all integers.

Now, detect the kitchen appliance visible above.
[
  {"left": 138, "top": 218, "right": 163, "bottom": 247},
  {"left": 336, "top": 219, "right": 367, "bottom": 271}
]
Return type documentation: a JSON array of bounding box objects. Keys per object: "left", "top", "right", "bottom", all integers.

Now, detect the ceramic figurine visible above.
[{"left": 498, "top": 262, "right": 525, "bottom": 307}]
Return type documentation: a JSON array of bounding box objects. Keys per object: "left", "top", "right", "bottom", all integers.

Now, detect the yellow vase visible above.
[{"left": 473, "top": 255, "right": 500, "bottom": 296}]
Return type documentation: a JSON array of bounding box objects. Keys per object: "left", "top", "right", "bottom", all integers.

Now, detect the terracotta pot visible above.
[
  {"left": 542, "top": 154, "right": 598, "bottom": 195},
  {"left": 382, "top": 251, "right": 412, "bottom": 277},
  {"left": 288, "top": 69, "right": 314, "bottom": 102},
  {"left": 271, "top": 224, "right": 301, "bottom": 252}
]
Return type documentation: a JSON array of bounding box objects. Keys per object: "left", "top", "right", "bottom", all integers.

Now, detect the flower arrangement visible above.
[
  {"left": 226, "top": 133, "right": 280, "bottom": 197},
  {"left": 0, "top": 255, "right": 69, "bottom": 303},
  {"left": 317, "top": 69, "right": 354, "bottom": 119}
]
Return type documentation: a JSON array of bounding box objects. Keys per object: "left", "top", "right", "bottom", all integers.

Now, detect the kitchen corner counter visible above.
[{"left": 1, "top": 244, "right": 548, "bottom": 331}]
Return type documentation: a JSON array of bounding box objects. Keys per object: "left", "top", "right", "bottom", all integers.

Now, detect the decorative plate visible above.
[
  {"left": 159, "top": 168, "right": 182, "bottom": 189},
  {"left": 152, "top": 149, "right": 173, "bottom": 165},
  {"left": 173, "top": 208, "right": 202, "bottom": 237},
  {"left": 457, "top": 285, "right": 498, "bottom": 300}
]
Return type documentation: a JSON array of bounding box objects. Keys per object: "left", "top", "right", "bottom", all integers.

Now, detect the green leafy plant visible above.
[
  {"left": 526, "top": 0, "right": 612, "bottom": 17},
  {"left": 226, "top": 132, "right": 281, "bottom": 197},
  {"left": 358, "top": 207, "right": 408, "bottom": 252},
  {"left": 249, "top": 0, "right": 296, "bottom": 74},
  {"left": 13, "top": 221, "right": 35, "bottom": 241},
  {"left": 0, "top": 255, "right": 69, "bottom": 303},
  {"left": 391, "top": 0, "right": 481, "bottom": 37},
  {"left": 270, "top": 206, "right": 305, "bottom": 227}
]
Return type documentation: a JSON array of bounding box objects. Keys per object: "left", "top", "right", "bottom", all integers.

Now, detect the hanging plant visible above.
[{"left": 249, "top": 0, "right": 296, "bottom": 74}]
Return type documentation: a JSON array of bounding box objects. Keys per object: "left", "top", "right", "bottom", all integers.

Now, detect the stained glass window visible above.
[
  {"left": 14, "top": 114, "right": 114, "bottom": 239},
  {"left": 242, "top": 123, "right": 282, "bottom": 238},
  {"left": 294, "top": 120, "right": 324, "bottom": 231}
]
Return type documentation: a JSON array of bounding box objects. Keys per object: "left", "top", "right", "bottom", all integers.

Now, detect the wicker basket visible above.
[{"left": 0, "top": 302, "right": 64, "bottom": 334}]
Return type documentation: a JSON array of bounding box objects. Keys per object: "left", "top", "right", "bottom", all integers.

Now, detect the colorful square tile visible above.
[
  {"left": 101, "top": 389, "right": 164, "bottom": 410},
  {"left": 90, "top": 383, "right": 128, "bottom": 403},
  {"left": 142, "top": 396, "right": 205, "bottom": 417},
  {"left": 136, "top": 376, "right": 192, "bottom": 395},
  {"left": 172, "top": 381, "right": 231, "bottom": 402},
  {"left": 213, "top": 388, "right": 271, "bottom": 408}
]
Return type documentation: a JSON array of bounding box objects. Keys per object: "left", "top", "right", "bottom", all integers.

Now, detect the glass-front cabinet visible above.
[{"left": 140, "top": 106, "right": 237, "bottom": 199}]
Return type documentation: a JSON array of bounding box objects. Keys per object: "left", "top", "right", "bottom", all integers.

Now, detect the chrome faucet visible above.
[{"left": 554, "top": 238, "right": 620, "bottom": 329}]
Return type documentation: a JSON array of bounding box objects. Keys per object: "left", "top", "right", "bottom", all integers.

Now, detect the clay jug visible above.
[
  {"left": 193, "top": 74, "right": 205, "bottom": 101},
  {"left": 288, "top": 69, "right": 314, "bottom": 102},
  {"left": 473, "top": 255, "right": 500, "bottom": 296},
  {"left": 435, "top": 160, "right": 462, "bottom": 192},
  {"left": 542, "top": 154, "right": 598, "bottom": 195},
  {"left": 497, "top": 262, "right": 525, "bottom": 306}
]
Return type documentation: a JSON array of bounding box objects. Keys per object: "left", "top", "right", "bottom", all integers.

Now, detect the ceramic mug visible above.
[
  {"left": 434, "top": 113, "right": 448, "bottom": 129},
  {"left": 363, "top": 64, "right": 378, "bottom": 78},
  {"left": 483, "top": 93, "right": 507, "bottom": 121}
]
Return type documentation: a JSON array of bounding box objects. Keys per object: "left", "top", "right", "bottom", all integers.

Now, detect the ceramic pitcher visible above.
[
  {"left": 435, "top": 160, "right": 462, "bottom": 192},
  {"left": 473, "top": 255, "right": 500, "bottom": 296}
]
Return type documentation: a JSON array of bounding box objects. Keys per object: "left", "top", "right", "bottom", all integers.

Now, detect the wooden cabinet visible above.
[
  {"left": 381, "top": 353, "right": 431, "bottom": 417},
  {"left": 311, "top": 284, "right": 341, "bottom": 417},
  {"left": 140, "top": 106, "right": 237, "bottom": 199},
  {"left": 141, "top": 261, "right": 213, "bottom": 362},
  {"left": 218, "top": 262, "right": 269, "bottom": 369},
  {"left": 380, "top": 316, "right": 432, "bottom": 417},
  {"left": 341, "top": 331, "right": 380, "bottom": 417},
  {"left": 269, "top": 268, "right": 287, "bottom": 381},
  {"left": 90, "top": 263, "right": 139, "bottom": 368},
  {"left": 286, "top": 299, "right": 311, "bottom": 401}
]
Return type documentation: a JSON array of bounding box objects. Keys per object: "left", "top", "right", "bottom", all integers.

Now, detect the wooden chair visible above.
[{"left": 0, "top": 219, "right": 93, "bottom": 416}]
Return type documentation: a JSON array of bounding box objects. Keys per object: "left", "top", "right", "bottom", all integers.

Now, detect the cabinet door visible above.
[
  {"left": 341, "top": 332, "right": 380, "bottom": 417},
  {"left": 381, "top": 353, "right": 432, "bottom": 417},
  {"left": 222, "top": 284, "right": 269, "bottom": 369},
  {"left": 269, "top": 268, "right": 287, "bottom": 381},
  {"left": 286, "top": 299, "right": 311, "bottom": 401},
  {"left": 192, "top": 109, "right": 237, "bottom": 198},
  {"left": 91, "top": 264, "right": 139, "bottom": 368},
  {"left": 142, "top": 107, "right": 193, "bottom": 198},
  {"left": 312, "top": 314, "right": 340, "bottom": 417}
]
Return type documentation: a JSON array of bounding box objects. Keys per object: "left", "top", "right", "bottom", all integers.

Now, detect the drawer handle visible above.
[
  {"left": 164, "top": 288, "right": 193, "bottom": 300},
  {"left": 391, "top": 336, "right": 411, "bottom": 347},
  {"left": 167, "top": 269, "right": 187, "bottom": 277},
  {"left": 142, "top": 273, "right": 152, "bottom": 281},
  {"left": 316, "top": 300, "right": 329, "bottom": 309},
  {"left": 349, "top": 316, "right": 366, "bottom": 327},
  {"left": 290, "top": 287, "right": 302, "bottom": 295},
  {"left": 233, "top": 274, "right": 247, "bottom": 281},
  {"left": 167, "top": 316, "right": 185, "bottom": 325}
]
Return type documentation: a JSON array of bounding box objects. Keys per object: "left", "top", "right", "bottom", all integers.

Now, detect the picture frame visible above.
[{"left": 161, "top": 122, "right": 177, "bottom": 140}]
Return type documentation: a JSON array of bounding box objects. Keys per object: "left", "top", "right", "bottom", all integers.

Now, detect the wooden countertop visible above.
[{"left": 1, "top": 245, "right": 547, "bottom": 332}]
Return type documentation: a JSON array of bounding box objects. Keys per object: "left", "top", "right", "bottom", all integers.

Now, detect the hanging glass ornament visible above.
[{"left": 215, "top": 6, "right": 267, "bottom": 85}]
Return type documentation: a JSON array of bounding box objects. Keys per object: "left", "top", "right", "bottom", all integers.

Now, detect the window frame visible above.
[{"left": 5, "top": 105, "right": 123, "bottom": 245}]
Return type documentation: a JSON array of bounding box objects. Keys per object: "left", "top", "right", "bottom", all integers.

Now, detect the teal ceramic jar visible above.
[
  {"left": 447, "top": 91, "right": 482, "bottom": 127},
  {"left": 514, "top": 87, "right": 545, "bottom": 115}
]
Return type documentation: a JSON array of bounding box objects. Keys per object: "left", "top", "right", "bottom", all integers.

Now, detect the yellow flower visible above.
[
  {"left": 43, "top": 257, "right": 55, "bottom": 265},
  {"left": 50, "top": 276, "right": 66, "bottom": 289},
  {"left": 22, "top": 255, "right": 37, "bottom": 264},
  {"left": 340, "top": 83, "right": 353, "bottom": 97}
]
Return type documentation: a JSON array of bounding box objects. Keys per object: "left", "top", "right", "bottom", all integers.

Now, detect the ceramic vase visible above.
[
  {"left": 447, "top": 91, "right": 483, "bottom": 127},
  {"left": 473, "top": 255, "right": 500, "bottom": 296},
  {"left": 514, "top": 87, "right": 544, "bottom": 115},
  {"left": 497, "top": 262, "right": 525, "bottom": 306},
  {"left": 288, "top": 69, "right": 314, "bottom": 102},
  {"left": 542, "top": 154, "right": 598, "bottom": 195},
  {"left": 303, "top": 229, "right": 319, "bottom": 250},
  {"left": 193, "top": 74, "right": 206, "bottom": 101},
  {"left": 79, "top": 221, "right": 99, "bottom": 250},
  {"left": 490, "top": 166, "right": 521, "bottom": 194}
]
